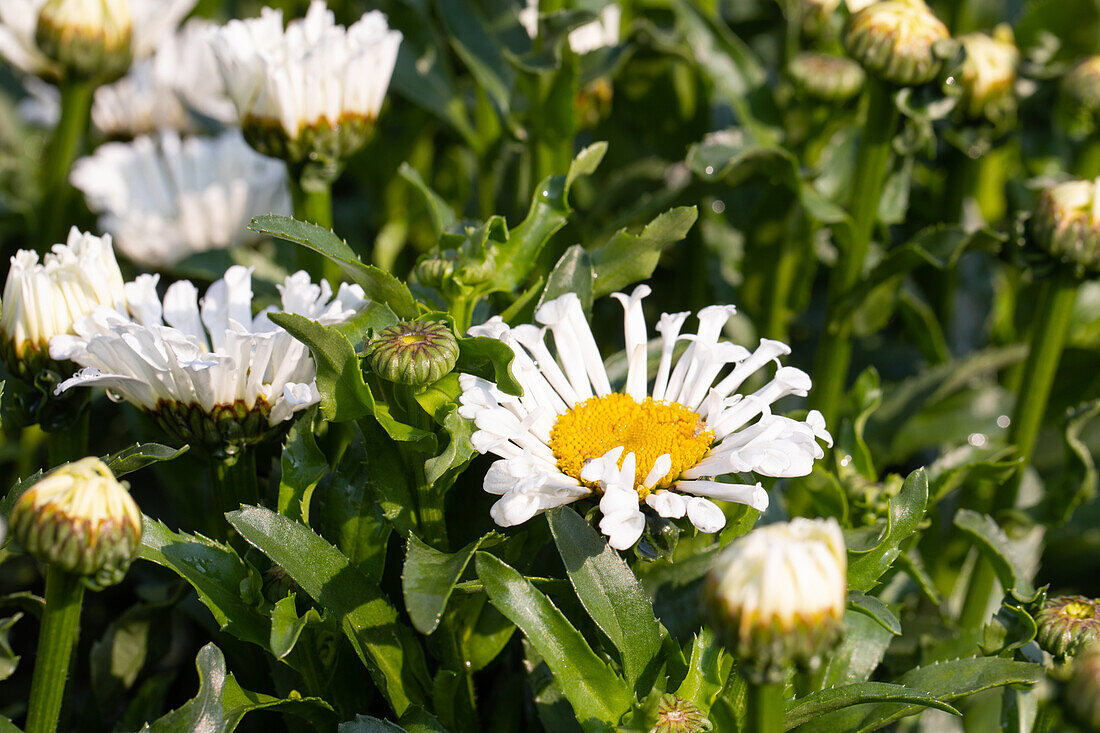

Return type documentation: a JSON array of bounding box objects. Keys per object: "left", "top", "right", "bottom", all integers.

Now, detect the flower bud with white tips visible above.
[
  {"left": 1036, "top": 595, "right": 1100, "bottom": 659},
  {"left": 35, "top": 0, "right": 132, "bottom": 81},
  {"left": 843, "top": 0, "right": 949, "bottom": 86},
  {"left": 956, "top": 26, "right": 1018, "bottom": 121},
  {"left": 1033, "top": 177, "right": 1100, "bottom": 275},
  {"left": 11, "top": 457, "right": 141, "bottom": 590},
  {"left": 702, "top": 517, "right": 847, "bottom": 682},
  {"left": 367, "top": 320, "right": 460, "bottom": 386}
]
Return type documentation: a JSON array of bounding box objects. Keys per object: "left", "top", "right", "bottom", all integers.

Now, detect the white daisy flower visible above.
[
  {"left": 458, "top": 286, "right": 832, "bottom": 550},
  {"left": 0, "top": 228, "right": 126, "bottom": 373},
  {"left": 50, "top": 266, "right": 365, "bottom": 447},
  {"left": 208, "top": 0, "right": 401, "bottom": 162},
  {"left": 0, "top": 0, "right": 196, "bottom": 80},
  {"left": 520, "top": 1, "right": 621, "bottom": 55},
  {"left": 703, "top": 517, "right": 847, "bottom": 675},
  {"left": 156, "top": 18, "right": 236, "bottom": 125},
  {"left": 70, "top": 130, "right": 292, "bottom": 267}
]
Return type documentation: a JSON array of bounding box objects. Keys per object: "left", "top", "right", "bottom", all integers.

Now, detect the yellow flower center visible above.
[{"left": 549, "top": 394, "right": 714, "bottom": 496}]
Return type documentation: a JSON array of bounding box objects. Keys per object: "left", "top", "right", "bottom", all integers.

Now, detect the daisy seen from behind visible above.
[{"left": 459, "top": 285, "right": 832, "bottom": 550}]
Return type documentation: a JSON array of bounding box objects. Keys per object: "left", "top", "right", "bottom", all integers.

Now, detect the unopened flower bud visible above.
[
  {"left": 414, "top": 251, "right": 459, "bottom": 290},
  {"left": 956, "top": 26, "right": 1018, "bottom": 121},
  {"left": 702, "top": 517, "right": 847, "bottom": 683},
  {"left": 1033, "top": 177, "right": 1100, "bottom": 275},
  {"left": 1036, "top": 595, "right": 1100, "bottom": 659},
  {"left": 11, "top": 457, "right": 142, "bottom": 590},
  {"left": 843, "top": 0, "right": 949, "bottom": 86},
  {"left": 1059, "top": 57, "right": 1100, "bottom": 140},
  {"left": 36, "top": 0, "right": 132, "bottom": 82},
  {"left": 798, "top": 0, "right": 841, "bottom": 39},
  {"left": 789, "top": 52, "right": 866, "bottom": 102},
  {"left": 367, "top": 320, "right": 460, "bottom": 386},
  {"left": 651, "top": 694, "right": 712, "bottom": 733},
  {"left": 1068, "top": 642, "right": 1100, "bottom": 729}
]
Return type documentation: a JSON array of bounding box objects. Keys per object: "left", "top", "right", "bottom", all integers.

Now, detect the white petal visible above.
[
  {"left": 686, "top": 497, "right": 727, "bottom": 533},
  {"left": 646, "top": 490, "right": 687, "bottom": 518},
  {"left": 599, "top": 509, "right": 646, "bottom": 550}
]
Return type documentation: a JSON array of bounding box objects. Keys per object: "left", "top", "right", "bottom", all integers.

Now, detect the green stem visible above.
[
  {"left": 746, "top": 679, "right": 786, "bottom": 733},
  {"left": 208, "top": 449, "right": 259, "bottom": 536},
  {"left": 25, "top": 567, "right": 84, "bottom": 733},
  {"left": 766, "top": 209, "right": 802, "bottom": 343},
  {"left": 958, "top": 556, "right": 997, "bottom": 629},
  {"left": 812, "top": 78, "right": 899, "bottom": 427},
  {"left": 289, "top": 177, "right": 341, "bottom": 285},
  {"left": 46, "top": 408, "right": 89, "bottom": 467},
  {"left": 41, "top": 79, "right": 95, "bottom": 246},
  {"left": 1076, "top": 135, "right": 1100, "bottom": 179}
]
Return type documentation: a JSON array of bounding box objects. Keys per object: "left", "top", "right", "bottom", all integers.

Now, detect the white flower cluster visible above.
[
  {"left": 71, "top": 130, "right": 292, "bottom": 266},
  {"left": 209, "top": 0, "right": 402, "bottom": 139}
]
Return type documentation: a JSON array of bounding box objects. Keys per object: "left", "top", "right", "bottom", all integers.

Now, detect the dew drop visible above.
[
  {"left": 968, "top": 433, "right": 987, "bottom": 448},
  {"left": 105, "top": 389, "right": 125, "bottom": 403},
  {"left": 712, "top": 200, "right": 726, "bottom": 214},
  {"left": 996, "top": 415, "right": 1010, "bottom": 429},
  {"left": 705, "top": 166, "right": 715, "bottom": 175}
]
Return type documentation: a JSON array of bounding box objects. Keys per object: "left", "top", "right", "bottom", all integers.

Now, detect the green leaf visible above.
[
  {"left": 674, "top": 628, "right": 732, "bottom": 717},
  {"left": 137, "top": 517, "right": 269, "bottom": 648},
  {"left": 475, "top": 551, "right": 633, "bottom": 727},
  {"left": 547, "top": 507, "right": 663, "bottom": 692},
  {"left": 591, "top": 207, "right": 698, "bottom": 297},
  {"left": 339, "top": 716, "right": 407, "bottom": 732},
  {"left": 846, "top": 468, "right": 928, "bottom": 592},
  {"left": 143, "top": 644, "right": 333, "bottom": 732},
  {"left": 953, "top": 509, "right": 1038, "bottom": 603},
  {"left": 270, "top": 593, "right": 322, "bottom": 660},
  {"left": 103, "top": 443, "right": 188, "bottom": 478},
  {"left": 226, "top": 506, "right": 430, "bottom": 716},
  {"left": 434, "top": 0, "right": 515, "bottom": 117},
  {"left": 277, "top": 412, "right": 328, "bottom": 523},
  {"left": 399, "top": 163, "right": 457, "bottom": 239},
  {"left": 539, "top": 244, "right": 595, "bottom": 315},
  {"left": 784, "top": 682, "right": 960, "bottom": 730},
  {"left": 454, "top": 334, "right": 521, "bottom": 396},
  {"left": 566, "top": 142, "right": 608, "bottom": 199},
  {"left": 488, "top": 176, "right": 571, "bottom": 293},
  {"left": 0, "top": 614, "right": 21, "bottom": 682},
  {"left": 403, "top": 532, "right": 489, "bottom": 634},
  {"left": 249, "top": 214, "right": 419, "bottom": 318},
  {"left": 792, "top": 657, "right": 1043, "bottom": 732},
  {"left": 819, "top": 609, "right": 896, "bottom": 689},
  {"left": 1051, "top": 399, "right": 1100, "bottom": 522},
  {"left": 847, "top": 591, "right": 901, "bottom": 636}
]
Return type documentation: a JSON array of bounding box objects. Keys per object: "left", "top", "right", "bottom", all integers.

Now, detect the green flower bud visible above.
[
  {"left": 1068, "top": 642, "right": 1100, "bottom": 729},
  {"left": 1035, "top": 596, "right": 1100, "bottom": 659},
  {"left": 1032, "top": 177, "right": 1100, "bottom": 275},
  {"left": 702, "top": 517, "right": 847, "bottom": 683},
  {"left": 956, "top": 26, "right": 1018, "bottom": 121},
  {"left": 151, "top": 398, "right": 276, "bottom": 455},
  {"left": 367, "top": 320, "right": 460, "bottom": 386},
  {"left": 1059, "top": 57, "right": 1100, "bottom": 140},
  {"left": 846, "top": 473, "right": 902, "bottom": 526},
  {"left": 36, "top": 0, "right": 132, "bottom": 82},
  {"left": 843, "top": 0, "right": 949, "bottom": 86},
  {"left": 414, "top": 250, "right": 460, "bottom": 290},
  {"left": 651, "top": 694, "right": 712, "bottom": 733},
  {"left": 789, "top": 52, "right": 866, "bottom": 103},
  {"left": 11, "top": 457, "right": 141, "bottom": 590}
]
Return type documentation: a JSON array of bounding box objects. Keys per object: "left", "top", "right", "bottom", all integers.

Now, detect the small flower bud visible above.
[
  {"left": 1068, "top": 642, "right": 1100, "bottom": 729},
  {"left": 651, "top": 694, "right": 712, "bottom": 733},
  {"left": 1032, "top": 177, "right": 1100, "bottom": 275},
  {"left": 1035, "top": 595, "right": 1100, "bottom": 659},
  {"left": 843, "top": 0, "right": 949, "bottom": 86},
  {"left": 1059, "top": 56, "right": 1100, "bottom": 140},
  {"left": 789, "top": 52, "right": 866, "bottom": 103},
  {"left": 702, "top": 517, "right": 847, "bottom": 683},
  {"left": 36, "top": 0, "right": 132, "bottom": 82},
  {"left": 11, "top": 457, "right": 142, "bottom": 590},
  {"left": 798, "top": 0, "right": 841, "bottom": 39},
  {"left": 956, "top": 26, "right": 1018, "bottom": 121},
  {"left": 414, "top": 251, "right": 460, "bottom": 290},
  {"left": 367, "top": 320, "right": 460, "bottom": 386}
]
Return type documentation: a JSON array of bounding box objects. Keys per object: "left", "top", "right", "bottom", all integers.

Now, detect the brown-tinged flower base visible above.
[
  {"left": 1033, "top": 179, "right": 1100, "bottom": 276},
  {"left": 151, "top": 398, "right": 275, "bottom": 453},
  {"left": 243, "top": 113, "right": 375, "bottom": 182}
]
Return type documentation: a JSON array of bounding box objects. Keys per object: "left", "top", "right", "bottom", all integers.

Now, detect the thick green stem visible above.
[
  {"left": 766, "top": 209, "right": 802, "bottom": 342},
  {"left": 25, "top": 567, "right": 84, "bottom": 733},
  {"left": 290, "top": 177, "right": 341, "bottom": 285},
  {"left": 812, "top": 79, "right": 899, "bottom": 426},
  {"left": 41, "top": 79, "right": 95, "bottom": 246},
  {"left": 958, "top": 556, "right": 997, "bottom": 629},
  {"left": 209, "top": 449, "right": 259, "bottom": 536},
  {"left": 746, "top": 679, "right": 786, "bottom": 733},
  {"left": 46, "top": 408, "right": 89, "bottom": 467}
]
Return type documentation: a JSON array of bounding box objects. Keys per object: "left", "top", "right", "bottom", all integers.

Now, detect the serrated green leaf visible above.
[
  {"left": 475, "top": 551, "right": 633, "bottom": 727},
  {"left": 953, "top": 509, "right": 1037, "bottom": 603},
  {"left": 339, "top": 716, "right": 407, "bottom": 732},
  {"left": 847, "top": 591, "right": 901, "bottom": 635},
  {"left": 227, "top": 506, "right": 430, "bottom": 715},
  {"left": 819, "top": 609, "right": 896, "bottom": 689},
  {"left": 454, "top": 334, "right": 521, "bottom": 396},
  {"left": 548, "top": 507, "right": 663, "bottom": 692},
  {"left": 270, "top": 593, "right": 322, "bottom": 660},
  {"left": 785, "top": 682, "right": 960, "bottom": 730},
  {"left": 591, "top": 206, "right": 698, "bottom": 297},
  {"left": 674, "top": 628, "right": 732, "bottom": 716},
  {"left": 846, "top": 468, "right": 928, "bottom": 592},
  {"left": 137, "top": 517, "right": 269, "bottom": 648},
  {"left": 403, "top": 532, "right": 489, "bottom": 634},
  {"left": 399, "top": 163, "right": 457, "bottom": 239},
  {"left": 143, "top": 644, "right": 333, "bottom": 732},
  {"left": 249, "top": 215, "right": 419, "bottom": 318},
  {"left": 539, "top": 244, "right": 595, "bottom": 315},
  {"left": 103, "top": 443, "right": 189, "bottom": 478},
  {"left": 277, "top": 412, "right": 327, "bottom": 523}
]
